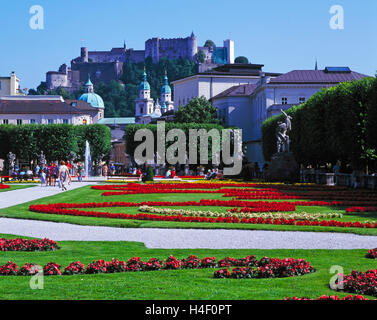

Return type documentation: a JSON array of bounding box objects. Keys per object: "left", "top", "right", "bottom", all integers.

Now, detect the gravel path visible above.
[
  {"left": 0, "top": 183, "right": 95, "bottom": 209},
  {"left": 0, "top": 218, "right": 376, "bottom": 249}
]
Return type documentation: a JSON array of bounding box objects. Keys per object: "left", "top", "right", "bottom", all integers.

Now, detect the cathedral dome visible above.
[
  {"left": 79, "top": 92, "right": 105, "bottom": 108},
  {"left": 78, "top": 74, "right": 105, "bottom": 108}
]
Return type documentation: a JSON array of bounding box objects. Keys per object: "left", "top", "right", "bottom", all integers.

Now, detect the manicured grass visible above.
[
  {"left": 0, "top": 184, "right": 37, "bottom": 192},
  {"left": 0, "top": 233, "right": 375, "bottom": 300},
  {"left": 0, "top": 184, "right": 377, "bottom": 235}
]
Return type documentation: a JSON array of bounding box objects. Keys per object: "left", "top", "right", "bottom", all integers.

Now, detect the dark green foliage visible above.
[
  {"left": 262, "top": 76, "right": 377, "bottom": 171},
  {"left": 204, "top": 40, "right": 215, "bottom": 47},
  {"left": 0, "top": 124, "right": 111, "bottom": 163},
  {"left": 174, "top": 96, "right": 219, "bottom": 124},
  {"left": 75, "top": 124, "right": 111, "bottom": 161},
  {"left": 197, "top": 50, "right": 206, "bottom": 63},
  {"left": 145, "top": 165, "right": 154, "bottom": 181},
  {"left": 235, "top": 56, "right": 249, "bottom": 64}
]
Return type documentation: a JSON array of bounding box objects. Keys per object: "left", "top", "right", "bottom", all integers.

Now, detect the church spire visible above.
[
  {"left": 85, "top": 74, "right": 94, "bottom": 93},
  {"left": 315, "top": 59, "right": 318, "bottom": 70}
]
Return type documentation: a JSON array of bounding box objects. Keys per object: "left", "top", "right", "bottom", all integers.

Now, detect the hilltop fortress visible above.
[{"left": 46, "top": 33, "right": 235, "bottom": 92}]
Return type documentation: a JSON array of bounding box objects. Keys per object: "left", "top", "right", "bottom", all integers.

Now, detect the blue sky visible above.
[{"left": 0, "top": 0, "right": 376, "bottom": 90}]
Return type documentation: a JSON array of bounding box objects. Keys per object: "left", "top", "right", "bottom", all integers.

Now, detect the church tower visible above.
[
  {"left": 160, "top": 71, "right": 174, "bottom": 112},
  {"left": 135, "top": 67, "right": 154, "bottom": 117}
]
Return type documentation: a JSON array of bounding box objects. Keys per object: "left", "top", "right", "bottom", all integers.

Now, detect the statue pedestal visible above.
[{"left": 266, "top": 152, "right": 299, "bottom": 183}]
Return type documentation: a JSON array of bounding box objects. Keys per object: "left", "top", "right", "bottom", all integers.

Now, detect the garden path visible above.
[
  {"left": 0, "top": 182, "right": 95, "bottom": 209},
  {"left": 0, "top": 218, "right": 376, "bottom": 249}
]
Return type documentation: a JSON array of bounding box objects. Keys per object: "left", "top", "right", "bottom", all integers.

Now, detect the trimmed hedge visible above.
[
  {"left": 0, "top": 124, "right": 111, "bottom": 163},
  {"left": 262, "top": 76, "right": 377, "bottom": 169}
]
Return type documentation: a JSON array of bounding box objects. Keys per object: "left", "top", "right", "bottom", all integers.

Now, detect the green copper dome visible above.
[
  {"left": 79, "top": 93, "right": 105, "bottom": 108},
  {"left": 79, "top": 74, "right": 105, "bottom": 108},
  {"left": 160, "top": 72, "right": 171, "bottom": 94},
  {"left": 139, "top": 69, "right": 150, "bottom": 91}
]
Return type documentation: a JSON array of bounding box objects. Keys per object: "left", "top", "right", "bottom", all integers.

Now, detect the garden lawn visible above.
[
  {"left": 0, "top": 184, "right": 377, "bottom": 235},
  {"left": 0, "top": 233, "right": 376, "bottom": 300},
  {"left": 0, "top": 184, "right": 36, "bottom": 192}
]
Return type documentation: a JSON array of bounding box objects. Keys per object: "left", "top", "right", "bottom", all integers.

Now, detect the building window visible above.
[
  {"left": 48, "top": 119, "right": 53, "bottom": 124},
  {"left": 140, "top": 107, "right": 143, "bottom": 114},
  {"left": 3, "top": 119, "right": 8, "bottom": 124},
  {"left": 282, "top": 97, "right": 288, "bottom": 105},
  {"left": 299, "top": 97, "right": 306, "bottom": 104},
  {"left": 83, "top": 119, "right": 87, "bottom": 125},
  {"left": 63, "top": 119, "right": 68, "bottom": 124},
  {"left": 17, "top": 119, "right": 22, "bottom": 125},
  {"left": 30, "top": 119, "right": 36, "bottom": 124}
]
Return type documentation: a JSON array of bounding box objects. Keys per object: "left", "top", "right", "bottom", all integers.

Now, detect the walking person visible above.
[
  {"left": 51, "top": 163, "right": 59, "bottom": 187},
  {"left": 77, "top": 162, "right": 83, "bottom": 182},
  {"left": 102, "top": 163, "right": 108, "bottom": 178},
  {"left": 59, "top": 161, "right": 71, "bottom": 191},
  {"left": 40, "top": 165, "right": 46, "bottom": 187}
]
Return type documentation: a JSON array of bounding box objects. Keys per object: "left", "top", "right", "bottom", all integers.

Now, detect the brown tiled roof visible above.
[
  {"left": 270, "top": 70, "right": 370, "bottom": 84},
  {"left": 0, "top": 99, "right": 85, "bottom": 114},
  {"left": 65, "top": 99, "right": 98, "bottom": 111},
  {"left": 211, "top": 84, "right": 257, "bottom": 100}
]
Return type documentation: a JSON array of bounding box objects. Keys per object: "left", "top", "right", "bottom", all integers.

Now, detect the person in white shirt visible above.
[{"left": 59, "top": 161, "right": 71, "bottom": 191}]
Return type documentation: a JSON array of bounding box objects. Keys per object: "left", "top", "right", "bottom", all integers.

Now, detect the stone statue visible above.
[
  {"left": 276, "top": 109, "right": 292, "bottom": 153},
  {"left": 68, "top": 151, "right": 76, "bottom": 163},
  {"left": 242, "top": 143, "right": 248, "bottom": 164},
  {"left": 7, "top": 152, "right": 16, "bottom": 175},
  {"left": 39, "top": 151, "right": 46, "bottom": 165},
  {"left": 96, "top": 154, "right": 105, "bottom": 176}
]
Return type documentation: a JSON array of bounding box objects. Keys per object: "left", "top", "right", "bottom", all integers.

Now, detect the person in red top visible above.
[
  {"left": 171, "top": 169, "right": 176, "bottom": 178},
  {"left": 66, "top": 161, "right": 72, "bottom": 184}
]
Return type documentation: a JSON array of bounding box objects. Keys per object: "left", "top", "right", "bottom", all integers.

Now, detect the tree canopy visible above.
[
  {"left": 204, "top": 40, "right": 215, "bottom": 47},
  {"left": 174, "top": 96, "right": 219, "bottom": 124},
  {"left": 234, "top": 56, "right": 249, "bottom": 64}
]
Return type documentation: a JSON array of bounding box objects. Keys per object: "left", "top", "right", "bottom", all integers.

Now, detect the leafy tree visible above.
[
  {"left": 235, "top": 56, "right": 249, "bottom": 64},
  {"left": 197, "top": 50, "right": 206, "bottom": 63},
  {"left": 174, "top": 97, "right": 219, "bottom": 124},
  {"left": 204, "top": 40, "right": 215, "bottom": 47}
]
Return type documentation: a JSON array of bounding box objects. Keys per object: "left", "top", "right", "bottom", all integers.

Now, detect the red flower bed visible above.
[
  {"left": 0, "top": 261, "right": 18, "bottom": 276},
  {"left": 284, "top": 295, "right": 372, "bottom": 300},
  {"left": 346, "top": 206, "right": 377, "bottom": 213},
  {"left": 335, "top": 270, "right": 377, "bottom": 297},
  {"left": 28, "top": 200, "right": 377, "bottom": 230},
  {"left": 0, "top": 184, "right": 10, "bottom": 190},
  {"left": 43, "top": 262, "right": 61, "bottom": 276},
  {"left": 19, "top": 263, "right": 41, "bottom": 276},
  {"left": 214, "top": 257, "right": 315, "bottom": 279},
  {"left": 85, "top": 260, "right": 108, "bottom": 274},
  {"left": 0, "top": 238, "right": 59, "bottom": 251},
  {"left": 63, "top": 261, "right": 85, "bottom": 275},
  {"left": 366, "top": 248, "right": 377, "bottom": 259}
]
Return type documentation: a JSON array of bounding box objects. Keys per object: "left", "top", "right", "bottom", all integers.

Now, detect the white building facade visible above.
[{"left": 172, "top": 64, "right": 280, "bottom": 109}]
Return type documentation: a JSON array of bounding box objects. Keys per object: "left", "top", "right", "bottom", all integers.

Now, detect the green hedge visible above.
[
  {"left": 0, "top": 124, "right": 111, "bottom": 163},
  {"left": 262, "top": 76, "right": 377, "bottom": 170}
]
